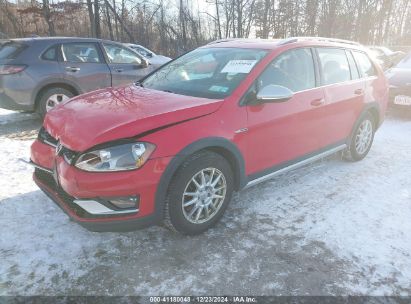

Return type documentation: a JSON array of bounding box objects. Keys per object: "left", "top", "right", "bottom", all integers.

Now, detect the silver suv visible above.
[{"left": 0, "top": 37, "right": 155, "bottom": 117}]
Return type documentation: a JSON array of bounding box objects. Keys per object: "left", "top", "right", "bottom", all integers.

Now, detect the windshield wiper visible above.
[{"left": 135, "top": 81, "right": 144, "bottom": 87}]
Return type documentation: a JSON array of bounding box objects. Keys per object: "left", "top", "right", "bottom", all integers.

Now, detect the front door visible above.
[
  {"left": 101, "top": 43, "right": 151, "bottom": 86},
  {"left": 245, "top": 48, "right": 327, "bottom": 177},
  {"left": 59, "top": 42, "right": 111, "bottom": 93}
]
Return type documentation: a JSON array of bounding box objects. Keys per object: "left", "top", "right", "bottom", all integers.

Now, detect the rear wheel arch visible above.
[
  {"left": 35, "top": 82, "right": 79, "bottom": 109},
  {"left": 349, "top": 103, "right": 380, "bottom": 142},
  {"left": 153, "top": 137, "right": 246, "bottom": 219},
  {"left": 367, "top": 106, "right": 380, "bottom": 128}
]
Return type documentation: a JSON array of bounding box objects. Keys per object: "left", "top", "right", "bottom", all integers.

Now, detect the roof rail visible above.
[
  {"left": 207, "top": 38, "right": 239, "bottom": 45},
  {"left": 207, "top": 38, "right": 281, "bottom": 45},
  {"left": 280, "top": 37, "right": 361, "bottom": 46}
]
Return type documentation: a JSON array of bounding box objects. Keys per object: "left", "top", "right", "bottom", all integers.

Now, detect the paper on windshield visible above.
[{"left": 221, "top": 60, "right": 257, "bottom": 74}]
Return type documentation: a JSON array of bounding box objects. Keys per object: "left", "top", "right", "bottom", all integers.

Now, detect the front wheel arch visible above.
[{"left": 153, "top": 137, "right": 246, "bottom": 220}]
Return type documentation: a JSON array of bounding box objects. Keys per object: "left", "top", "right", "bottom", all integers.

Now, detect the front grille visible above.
[
  {"left": 38, "top": 127, "right": 58, "bottom": 146},
  {"left": 35, "top": 169, "right": 129, "bottom": 219},
  {"left": 38, "top": 127, "right": 78, "bottom": 165},
  {"left": 60, "top": 146, "right": 77, "bottom": 165}
]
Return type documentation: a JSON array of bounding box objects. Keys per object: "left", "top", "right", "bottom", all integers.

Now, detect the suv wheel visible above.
[
  {"left": 37, "top": 87, "right": 74, "bottom": 118},
  {"left": 343, "top": 112, "right": 375, "bottom": 161},
  {"left": 164, "top": 151, "right": 234, "bottom": 235}
]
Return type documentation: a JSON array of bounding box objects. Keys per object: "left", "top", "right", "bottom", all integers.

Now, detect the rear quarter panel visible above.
[{"left": 367, "top": 62, "right": 389, "bottom": 126}]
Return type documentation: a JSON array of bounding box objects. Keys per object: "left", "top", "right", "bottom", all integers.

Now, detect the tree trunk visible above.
[
  {"left": 42, "top": 0, "right": 55, "bottom": 36},
  {"left": 105, "top": 4, "right": 114, "bottom": 40},
  {"left": 179, "top": 0, "right": 187, "bottom": 50},
  {"left": 215, "top": 0, "right": 222, "bottom": 39},
  {"left": 104, "top": 0, "right": 134, "bottom": 42},
  {"left": 94, "top": 0, "right": 101, "bottom": 38},
  {"left": 87, "top": 0, "right": 95, "bottom": 37},
  {"left": 113, "top": 0, "right": 119, "bottom": 40}
]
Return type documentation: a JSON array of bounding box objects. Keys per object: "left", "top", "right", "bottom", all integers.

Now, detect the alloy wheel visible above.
[
  {"left": 46, "top": 94, "right": 70, "bottom": 112},
  {"left": 182, "top": 167, "right": 227, "bottom": 224},
  {"left": 355, "top": 119, "right": 373, "bottom": 155}
]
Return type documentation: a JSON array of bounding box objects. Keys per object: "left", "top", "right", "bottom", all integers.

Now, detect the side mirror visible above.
[
  {"left": 141, "top": 58, "right": 149, "bottom": 68},
  {"left": 256, "top": 85, "right": 294, "bottom": 103}
]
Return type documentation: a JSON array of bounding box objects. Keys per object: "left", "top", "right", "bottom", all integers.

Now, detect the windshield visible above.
[
  {"left": 141, "top": 47, "right": 268, "bottom": 99},
  {"left": 396, "top": 53, "right": 411, "bottom": 69},
  {"left": 0, "top": 41, "right": 26, "bottom": 60}
]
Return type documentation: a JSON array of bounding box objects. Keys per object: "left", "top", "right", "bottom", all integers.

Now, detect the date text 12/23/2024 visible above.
[{"left": 149, "top": 296, "right": 257, "bottom": 303}]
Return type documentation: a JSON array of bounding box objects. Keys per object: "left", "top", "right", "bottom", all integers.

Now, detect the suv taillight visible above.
[{"left": 0, "top": 64, "right": 27, "bottom": 75}]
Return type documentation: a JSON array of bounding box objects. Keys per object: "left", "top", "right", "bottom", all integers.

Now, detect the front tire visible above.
[
  {"left": 343, "top": 112, "right": 375, "bottom": 162},
  {"left": 164, "top": 151, "right": 234, "bottom": 235}
]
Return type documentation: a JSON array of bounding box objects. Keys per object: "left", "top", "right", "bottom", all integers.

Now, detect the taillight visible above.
[{"left": 0, "top": 64, "right": 27, "bottom": 75}]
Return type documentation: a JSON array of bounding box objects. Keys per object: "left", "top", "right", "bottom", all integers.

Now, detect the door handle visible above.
[
  {"left": 65, "top": 66, "right": 80, "bottom": 72},
  {"left": 310, "top": 98, "right": 325, "bottom": 106},
  {"left": 354, "top": 88, "right": 364, "bottom": 95},
  {"left": 115, "top": 68, "right": 124, "bottom": 73}
]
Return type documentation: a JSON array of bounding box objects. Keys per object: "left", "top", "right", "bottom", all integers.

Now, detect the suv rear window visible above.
[{"left": 0, "top": 41, "right": 26, "bottom": 59}]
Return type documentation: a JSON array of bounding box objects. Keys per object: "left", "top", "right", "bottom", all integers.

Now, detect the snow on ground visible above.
[
  {"left": 0, "top": 111, "right": 411, "bottom": 296},
  {"left": 0, "top": 109, "right": 38, "bottom": 126}
]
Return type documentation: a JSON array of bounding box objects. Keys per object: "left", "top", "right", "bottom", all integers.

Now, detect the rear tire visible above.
[
  {"left": 164, "top": 151, "right": 234, "bottom": 235},
  {"left": 37, "top": 87, "right": 74, "bottom": 119},
  {"left": 343, "top": 112, "right": 375, "bottom": 162}
]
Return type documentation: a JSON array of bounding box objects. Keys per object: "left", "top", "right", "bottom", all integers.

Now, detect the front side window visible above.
[
  {"left": 257, "top": 48, "right": 316, "bottom": 92},
  {"left": 61, "top": 43, "right": 101, "bottom": 63},
  {"left": 103, "top": 43, "right": 142, "bottom": 64},
  {"left": 317, "top": 48, "right": 351, "bottom": 85},
  {"left": 352, "top": 51, "right": 377, "bottom": 77},
  {"left": 142, "top": 47, "right": 268, "bottom": 99}
]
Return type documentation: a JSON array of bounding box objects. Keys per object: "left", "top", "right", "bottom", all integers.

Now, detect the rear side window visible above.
[
  {"left": 352, "top": 51, "right": 377, "bottom": 77},
  {"left": 0, "top": 41, "right": 26, "bottom": 59},
  {"left": 42, "top": 46, "right": 57, "bottom": 61},
  {"left": 258, "top": 48, "right": 316, "bottom": 92},
  {"left": 346, "top": 50, "right": 360, "bottom": 80},
  {"left": 317, "top": 48, "right": 351, "bottom": 85},
  {"left": 61, "top": 43, "right": 102, "bottom": 63}
]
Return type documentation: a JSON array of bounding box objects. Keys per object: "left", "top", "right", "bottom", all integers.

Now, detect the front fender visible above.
[{"left": 153, "top": 137, "right": 246, "bottom": 218}]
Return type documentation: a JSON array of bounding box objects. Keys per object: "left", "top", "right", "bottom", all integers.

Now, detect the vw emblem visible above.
[{"left": 56, "top": 142, "right": 63, "bottom": 155}]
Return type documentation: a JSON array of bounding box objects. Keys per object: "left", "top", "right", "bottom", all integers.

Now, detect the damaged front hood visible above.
[{"left": 44, "top": 85, "right": 223, "bottom": 151}]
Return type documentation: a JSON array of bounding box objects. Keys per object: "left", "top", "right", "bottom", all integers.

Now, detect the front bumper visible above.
[
  {"left": 34, "top": 169, "right": 159, "bottom": 231},
  {"left": 30, "top": 139, "right": 172, "bottom": 232}
]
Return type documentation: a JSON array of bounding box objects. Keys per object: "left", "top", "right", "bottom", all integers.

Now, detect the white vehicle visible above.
[{"left": 124, "top": 43, "right": 172, "bottom": 66}]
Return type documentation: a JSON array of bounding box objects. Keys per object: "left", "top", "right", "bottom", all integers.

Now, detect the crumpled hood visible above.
[{"left": 44, "top": 85, "right": 223, "bottom": 151}]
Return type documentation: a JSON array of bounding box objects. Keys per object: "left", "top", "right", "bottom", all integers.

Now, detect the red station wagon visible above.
[{"left": 29, "top": 37, "right": 388, "bottom": 235}]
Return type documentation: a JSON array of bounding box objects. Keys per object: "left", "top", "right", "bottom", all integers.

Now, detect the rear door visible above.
[
  {"left": 59, "top": 42, "right": 111, "bottom": 93},
  {"left": 101, "top": 43, "right": 151, "bottom": 86},
  {"left": 315, "top": 47, "right": 364, "bottom": 147}
]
